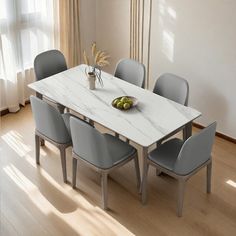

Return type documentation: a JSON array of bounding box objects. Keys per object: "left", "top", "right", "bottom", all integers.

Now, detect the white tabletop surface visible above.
[{"left": 28, "top": 64, "right": 201, "bottom": 147}]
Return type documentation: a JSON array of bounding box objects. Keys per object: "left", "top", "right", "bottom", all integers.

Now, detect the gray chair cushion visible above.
[{"left": 149, "top": 138, "right": 184, "bottom": 171}]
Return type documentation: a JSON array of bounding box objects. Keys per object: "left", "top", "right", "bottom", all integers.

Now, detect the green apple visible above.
[
  {"left": 112, "top": 99, "right": 119, "bottom": 106},
  {"left": 117, "top": 101, "right": 124, "bottom": 109},
  {"left": 120, "top": 96, "right": 128, "bottom": 103},
  {"left": 123, "top": 102, "right": 131, "bottom": 110}
]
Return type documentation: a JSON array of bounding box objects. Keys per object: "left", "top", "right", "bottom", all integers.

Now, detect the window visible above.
[{"left": 0, "top": 0, "right": 58, "bottom": 112}]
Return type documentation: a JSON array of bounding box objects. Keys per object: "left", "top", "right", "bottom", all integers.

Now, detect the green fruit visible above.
[
  {"left": 127, "top": 99, "right": 133, "bottom": 106},
  {"left": 120, "top": 96, "right": 128, "bottom": 103},
  {"left": 112, "top": 99, "right": 119, "bottom": 106},
  {"left": 117, "top": 102, "right": 124, "bottom": 109},
  {"left": 123, "top": 103, "right": 131, "bottom": 110}
]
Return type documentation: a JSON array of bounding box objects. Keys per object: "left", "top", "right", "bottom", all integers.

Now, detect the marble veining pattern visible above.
[{"left": 28, "top": 65, "right": 201, "bottom": 147}]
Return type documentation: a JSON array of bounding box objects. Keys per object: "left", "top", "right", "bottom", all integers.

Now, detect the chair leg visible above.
[
  {"left": 141, "top": 163, "right": 149, "bottom": 204},
  {"left": 101, "top": 172, "right": 108, "bottom": 210},
  {"left": 59, "top": 146, "right": 67, "bottom": 183},
  {"left": 177, "top": 179, "right": 186, "bottom": 217},
  {"left": 207, "top": 162, "right": 212, "bottom": 193},
  {"left": 72, "top": 158, "right": 78, "bottom": 188},
  {"left": 40, "top": 138, "right": 45, "bottom": 146},
  {"left": 134, "top": 156, "right": 141, "bottom": 191},
  {"left": 35, "top": 134, "right": 40, "bottom": 164}
]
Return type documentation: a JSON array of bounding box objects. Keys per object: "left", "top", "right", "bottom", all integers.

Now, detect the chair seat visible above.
[{"left": 148, "top": 138, "right": 184, "bottom": 171}]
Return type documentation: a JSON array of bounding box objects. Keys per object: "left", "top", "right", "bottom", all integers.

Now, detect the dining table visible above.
[{"left": 28, "top": 64, "right": 201, "bottom": 190}]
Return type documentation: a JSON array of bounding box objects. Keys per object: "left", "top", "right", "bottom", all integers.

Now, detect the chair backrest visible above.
[
  {"left": 153, "top": 73, "right": 189, "bottom": 106},
  {"left": 30, "top": 96, "right": 71, "bottom": 144},
  {"left": 70, "top": 117, "right": 114, "bottom": 168},
  {"left": 34, "top": 50, "right": 67, "bottom": 81},
  {"left": 174, "top": 122, "right": 217, "bottom": 175},
  {"left": 114, "top": 58, "right": 145, "bottom": 88}
]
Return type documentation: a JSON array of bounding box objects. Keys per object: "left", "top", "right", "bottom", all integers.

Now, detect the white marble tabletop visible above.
[{"left": 28, "top": 64, "right": 201, "bottom": 147}]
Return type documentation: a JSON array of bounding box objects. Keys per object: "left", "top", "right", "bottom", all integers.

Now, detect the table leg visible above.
[
  {"left": 141, "top": 147, "right": 148, "bottom": 204},
  {"left": 89, "top": 119, "right": 95, "bottom": 127},
  {"left": 183, "top": 121, "right": 192, "bottom": 141},
  {"left": 83, "top": 116, "right": 95, "bottom": 127},
  {"left": 40, "top": 138, "right": 45, "bottom": 146},
  {"left": 57, "top": 104, "right": 66, "bottom": 114},
  {"left": 36, "top": 92, "right": 42, "bottom": 99},
  {"left": 35, "top": 92, "right": 45, "bottom": 146}
]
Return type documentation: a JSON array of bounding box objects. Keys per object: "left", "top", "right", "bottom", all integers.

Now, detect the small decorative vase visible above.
[{"left": 88, "top": 72, "right": 96, "bottom": 90}]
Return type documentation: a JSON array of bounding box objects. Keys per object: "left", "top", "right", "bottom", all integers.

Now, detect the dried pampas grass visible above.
[{"left": 83, "top": 42, "right": 110, "bottom": 68}]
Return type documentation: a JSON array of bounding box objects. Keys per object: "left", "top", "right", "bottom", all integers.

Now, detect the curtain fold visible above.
[
  {"left": 59, "top": 0, "right": 81, "bottom": 68},
  {"left": 130, "top": 0, "right": 143, "bottom": 62},
  {"left": 130, "top": 0, "right": 152, "bottom": 89},
  {"left": 0, "top": 0, "right": 59, "bottom": 112}
]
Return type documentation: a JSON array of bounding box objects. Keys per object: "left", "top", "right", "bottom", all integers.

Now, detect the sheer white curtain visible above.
[{"left": 0, "top": 0, "right": 59, "bottom": 112}]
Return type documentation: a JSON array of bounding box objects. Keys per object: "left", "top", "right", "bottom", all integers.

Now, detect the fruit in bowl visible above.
[{"left": 112, "top": 96, "right": 137, "bottom": 110}]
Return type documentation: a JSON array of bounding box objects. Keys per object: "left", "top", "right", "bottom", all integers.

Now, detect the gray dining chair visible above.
[
  {"left": 70, "top": 116, "right": 141, "bottom": 210},
  {"left": 142, "top": 122, "right": 216, "bottom": 217},
  {"left": 114, "top": 58, "right": 145, "bottom": 88},
  {"left": 30, "top": 96, "right": 72, "bottom": 183},
  {"left": 153, "top": 73, "right": 189, "bottom": 106},
  {"left": 153, "top": 73, "right": 190, "bottom": 176},
  {"left": 34, "top": 49, "right": 68, "bottom": 114}
]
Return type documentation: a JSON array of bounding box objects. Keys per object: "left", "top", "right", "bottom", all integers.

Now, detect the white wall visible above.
[
  {"left": 95, "top": 0, "right": 130, "bottom": 74},
  {"left": 150, "top": 0, "right": 236, "bottom": 138},
  {"left": 92, "top": 0, "right": 236, "bottom": 138},
  {"left": 79, "top": 0, "right": 130, "bottom": 74},
  {"left": 80, "top": 0, "right": 96, "bottom": 58}
]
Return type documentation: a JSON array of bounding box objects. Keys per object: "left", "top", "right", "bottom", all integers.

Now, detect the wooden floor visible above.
[{"left": 0, "top": 105, "right": 236, "bottom": 236}]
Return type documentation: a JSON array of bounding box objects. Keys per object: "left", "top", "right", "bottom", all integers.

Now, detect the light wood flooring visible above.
[{"left": 0, "top": 105, "right": 236, "bottom": 236}]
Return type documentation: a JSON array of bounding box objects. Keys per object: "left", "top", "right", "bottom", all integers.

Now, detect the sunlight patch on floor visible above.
[
  {"left": 1, "top": 129, "right": 48, "bottom": 157},
  {"left": 4, "top": 164, "right": 51, "bottom": 214},
  {"left": 1, "top": 130, "right": 32, "bottom": 157},
  {"left": 226, "top": 179, "right": 236, "bottom": 188},
  {"left": 3, "top": 164, "right": 135, "bottom": 235}
]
